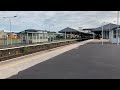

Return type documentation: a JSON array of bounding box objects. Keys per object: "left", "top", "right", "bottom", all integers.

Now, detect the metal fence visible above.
[
  {"left": 0, "top": 38, "right": 22, "bottom": 46},
  {"left": 0, "top": 37, "right": 66, "bottom": 47}
]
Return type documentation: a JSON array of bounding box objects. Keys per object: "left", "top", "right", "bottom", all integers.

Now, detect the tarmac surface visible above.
[
  {"left": 0, "top": 39, "right": 91, "bottom": 79},
  {"left": 8, "top": 40, "right": 120, "bottom": 79}
]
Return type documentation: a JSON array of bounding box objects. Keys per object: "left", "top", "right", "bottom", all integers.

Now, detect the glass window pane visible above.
[
  {"left": 114, "top": 30, "right": 116, "bottom": 34},
  {"left": 114, "top": 34, "right": 116, "bottom": 38}
]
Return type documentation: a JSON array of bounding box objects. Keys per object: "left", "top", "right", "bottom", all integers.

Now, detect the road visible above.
[{"left": 7, "top": 39, "right": 120, "bottom": 79}]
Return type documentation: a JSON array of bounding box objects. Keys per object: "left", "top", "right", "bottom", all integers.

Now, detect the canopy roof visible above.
[
  {"left": 59, "top": 27, "right": 93, "bottom": 35},
  {"left": 59, "top": 27, "right": 80, "bottom": 33},
  {"left": 83, "top": 23, "right": 120, "bottom": 32}
]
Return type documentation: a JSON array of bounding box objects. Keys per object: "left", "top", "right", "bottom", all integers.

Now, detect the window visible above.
[
  {"left": 40, "top": 36, "right": 42, "bottom": 39},
  {"left": 34, "top": 36, "right": 36, "bottom": 39},
  {"left": 37, "top": 34, "right": 39, "bottom": 39},
  {"left": 29, "top": 36, "right": 32, "bottom": 39},
  {"left": 113, "top": 30, "right": 116, "bottom": 38},
  {"left": 113, "top": 30, "right": 116, "bottom": 34}
]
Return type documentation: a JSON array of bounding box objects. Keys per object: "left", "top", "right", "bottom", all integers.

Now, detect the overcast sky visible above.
[{"left": 0, "top": 11, "right": 118, "bottom": 32}]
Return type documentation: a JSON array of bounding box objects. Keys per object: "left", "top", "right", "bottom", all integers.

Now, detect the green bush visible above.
[{"left": 21, "top": 47, "right": 29, "bottom": 53}]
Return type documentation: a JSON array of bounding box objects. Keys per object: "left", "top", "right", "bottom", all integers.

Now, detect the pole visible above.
[
  {"left": 49, "top": 25, "right": 51, "bottom": 42},
  {"left": 36, "top": 33, "right": 37, "bottom": 43},
  {"left": 93, "top": 33, "right": 94, "bottom": 39},
  {"left": 117, "top": 11, "right": 119, "bottom": 45},
  {"left": 109, "top": 23, "right": 110, "bottom": 37},
  {"left": 102, "top": 23, "right": 104, "bottom": 45},
  {"left": 39, "top": 33, "right": 40, "bottom": 43},
  {"left": 27, "top": 32, "right": 28, "bottom": 44},
  {"left": 21, "top": 33, "right": 22, "bottom": 44},
  {"left": 9, "top": 18, "right": 12, "bottom": 45},
  {"left": 6, "top": 34, "right": 8, "bottom": 45},
  {"left": 32, "top": 33, "right": 33, "bottom": 44},
  {"left": 65, "top": 31, "right": 66, "bottom": 40},
  {"left": 109, "top": 23, "right": 112, "bottom": 43},
  {"left": 3, "top": 16, "right": 17, "bottom": 45}
]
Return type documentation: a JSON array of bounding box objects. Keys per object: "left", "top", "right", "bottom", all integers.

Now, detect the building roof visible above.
[
  {"left": 47, "top": 31, "right": 57, "bottom": 33},
  {"left": 83, "top": 28, "right": 96, "bottom": 31},
  {"left": 25, "top": 29, "right": 48, "bottom": 32},
  {"left": 93, "top": 23, "right": 119, "bottom": 31},
  {"left": 59, "top": 27, "right": 80, "bottom": 33},
  {"left": 19, "top": 29, "right": 48, "bottom": 34},
  {"left": 112, "top": 26, "right": 120, "bottom": 30},
  {"left": 59, "top": 27, "right": 93, "bottom": 35},
  {"left": 82, "top": 23, "right": 120, "bottom": 32}
]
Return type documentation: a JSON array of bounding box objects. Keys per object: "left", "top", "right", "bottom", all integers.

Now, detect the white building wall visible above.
[
  {"left": 111, "top": 37, "right": 117, "bottom": 44},
  {"left": 31, "top": 33, "right": 48, "bottom": 43},
  {"left": 109, "top": 30, "right": 112, "bottom": 42},
  {"left": 110, "top": 30, "right": 120, "bottom": 43},
  {"left": 31, "top": 39, "right": 48, "bottom": 43},
  {"left": 21, "top": 32, "right": 49, "bottom": 43}
]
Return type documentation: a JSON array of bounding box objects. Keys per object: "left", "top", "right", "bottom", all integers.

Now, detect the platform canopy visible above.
[
  {"left": 59, "top": 27, "right": 80, "bottom": 33},
  {"left": 59, "top": 27, "right": 93, "bottom": 35},
  {"left": 95, "top": 23, "right": 119, "bottom": 32},
  {"left": 18, "top": 29, "right": 48, "bottom": 34},
  {"left": 83, "top": 23, "right": 120, "bottom": 32}
]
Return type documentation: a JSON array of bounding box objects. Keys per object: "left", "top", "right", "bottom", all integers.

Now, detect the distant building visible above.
[
  {"left": 18, "top": 29, "right": 57, "bottom": 44},
  {"left": 0, "top": 30, "right": 7, "bottom": 39},
  {"left": 0, "top": 30, "right": 7, "bottom": 45},
  {"left": 56, "top": 33, "right": 64, "bottom": 40},
  {"left": 82, "top": 28, "right": 94, "bottom": 33},
  {"left": 110, "top": 26, "right": 120, "bottom": 43},
  {"left": 59, "top": 27, "right": 92, "bottom": 39},
  {"left": 18, "top": 29, "right": 48, "bottom": 43},
  {"left": 82, "top": 23, "right": 120, "bottom": 43},
  {"left": 7, "top": 32, "right": 17, "bottom": 38},
  {"left": 59, "top": 27, "right": 81, "bottom": 39},
  {"left": 47, "top": 31, "right": 57, "bottom": 41}
]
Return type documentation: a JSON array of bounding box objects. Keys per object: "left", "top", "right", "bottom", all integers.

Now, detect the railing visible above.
[{"left": 0, "top": 39, "right": 87, "bottom": 61}]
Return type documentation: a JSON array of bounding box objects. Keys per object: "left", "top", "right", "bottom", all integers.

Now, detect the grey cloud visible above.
[{"left": 0, "top": 11, "right": 119, "bottom": 32}]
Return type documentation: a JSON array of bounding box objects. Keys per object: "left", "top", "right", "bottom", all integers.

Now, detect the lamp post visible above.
[
  {"left": 3, "top": 16, "right": 17, "bottom": 45},
  {"left": 102, "top": 22, "right": 105, "bottom": 45},
  {"left": 93, "top": 32, "right": 95, "bottom": 39},
  {"left": 117, "top": 11, "right": 119, "bottom": 45},
  {"left": 48, "top": 25, "right": 51, "bottom": 42},
  {"left": 65, "top": 30, "right": 66, "bottom": 40}
]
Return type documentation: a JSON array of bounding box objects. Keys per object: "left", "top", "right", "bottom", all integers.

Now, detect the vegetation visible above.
[{"left": 21, "top": 47, "right": 29, "bottom": 54}]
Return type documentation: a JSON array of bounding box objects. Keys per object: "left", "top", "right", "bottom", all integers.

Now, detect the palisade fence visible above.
[
  {"left": 0, "top": 39, "right": 82, "bottom": 61},
  {"left": 0, "top": 34, "right": 85, "bottom": 46},
  {"left": 0, "top": 38, "right": 22, "bottom": 46},
  {"left": 0, "top": 37, "right": 66, "bottom": 46}
]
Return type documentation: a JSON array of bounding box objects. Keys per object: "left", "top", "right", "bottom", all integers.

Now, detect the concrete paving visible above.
[
  {"left": 7, "top": 39, "right": 120, "bottom": 79},
  {"left": 0, "top": 39, "right": 93, "bottom": 79}
]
